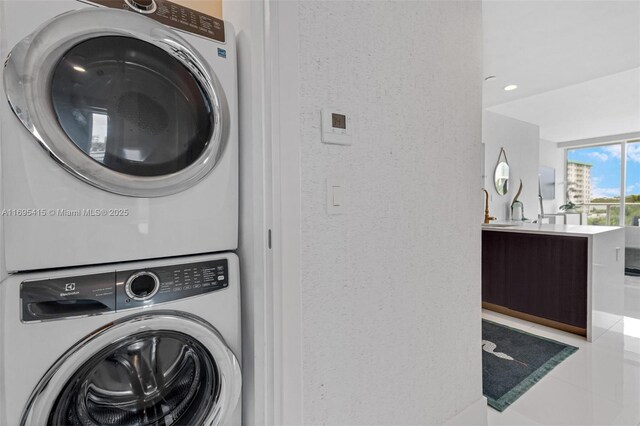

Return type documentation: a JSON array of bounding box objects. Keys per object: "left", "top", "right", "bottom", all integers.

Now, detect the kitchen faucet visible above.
[{"left": 482, "top": 188, "right": 496, "bottom": 224}]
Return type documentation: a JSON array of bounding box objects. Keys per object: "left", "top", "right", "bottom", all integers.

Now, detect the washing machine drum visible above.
[
  {"left": 51, "top": 331, "right": 217, "bottom": 425},
  {"left": 22, "top": 313, "right": 241, "bottom": 426}
]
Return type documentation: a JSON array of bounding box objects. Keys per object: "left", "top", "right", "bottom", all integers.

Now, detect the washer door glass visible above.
[
  {"left": 48, "top": 331, "right": 219, "bottom": 425},
  {"left": 50, "top": 36, "right": 213, "bottom": 177}
]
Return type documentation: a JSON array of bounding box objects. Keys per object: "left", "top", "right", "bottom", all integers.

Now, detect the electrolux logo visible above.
[{"left": 60, "top": 282, "right": 79, "bottom": 297}]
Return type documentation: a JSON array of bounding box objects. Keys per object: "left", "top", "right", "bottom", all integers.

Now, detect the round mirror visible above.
[{"left": 494, "top": 148, "right": 510, "bottom": 195}]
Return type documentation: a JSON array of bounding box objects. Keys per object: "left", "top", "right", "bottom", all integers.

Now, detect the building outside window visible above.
[{"left": 566, "top": 161, "right": 592, "bottom": 205}]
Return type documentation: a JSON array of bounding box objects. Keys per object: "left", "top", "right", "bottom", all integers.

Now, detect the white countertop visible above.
[{"left": 482, "top": 222, "right": 622, "bottom": 236}]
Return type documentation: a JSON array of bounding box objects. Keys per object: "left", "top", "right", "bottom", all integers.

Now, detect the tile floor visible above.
[{"left": 484, "top": 276, "right": 640, "bottom": 426}]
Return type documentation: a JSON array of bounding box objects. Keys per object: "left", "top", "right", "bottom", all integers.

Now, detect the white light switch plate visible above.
[{"left": 327, "top": 178, "right": 345, "bottom": 215}]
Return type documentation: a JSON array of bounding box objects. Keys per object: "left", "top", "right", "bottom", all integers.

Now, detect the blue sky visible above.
[{"left": 568, "top": 144, "right": 640, "bottom": 199}]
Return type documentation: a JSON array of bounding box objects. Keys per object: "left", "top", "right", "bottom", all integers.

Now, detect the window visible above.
[
  {"left": 626, "top": 141, "right": 640, "bottom": 225},
  {"left": 566, "top": 139, "right": 640, "bottom": 226}
]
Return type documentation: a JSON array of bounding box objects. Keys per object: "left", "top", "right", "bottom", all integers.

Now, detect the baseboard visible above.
[
  {"left": 482, "top": 302, "right": 587, "bottom": 337},
  {"left": 443, "top": 396, "right": 488, "bottom": 426}
]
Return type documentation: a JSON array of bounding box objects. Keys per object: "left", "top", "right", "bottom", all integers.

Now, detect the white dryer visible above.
[
  {"left": 0, "top": 252, "right": 241, "bottom": 425},
  {"left": 0, "top": 1, "right": 238, "bottom": 272}
]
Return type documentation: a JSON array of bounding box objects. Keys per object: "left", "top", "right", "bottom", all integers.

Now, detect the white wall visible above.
[
  {"left": 539, "top": 138, "right": 565, "bottom": 214},
  {"left": 295, "top": 1, "right": 484, "bottom": 424},
  {"left": 483, "top": 111, "right": 540, "bottom": 221}
]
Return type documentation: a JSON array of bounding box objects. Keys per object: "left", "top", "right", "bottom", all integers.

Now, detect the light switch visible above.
[
  {"left": 332, "top": 186, "right": 343, "bottom": 206},
  {"left": 327, "top": 178, "right": 345, "bottom": 214}
]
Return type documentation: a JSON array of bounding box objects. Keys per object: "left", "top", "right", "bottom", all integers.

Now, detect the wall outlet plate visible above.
[{"left": 321, "top": 109, "right": 353, "bottom": 145}]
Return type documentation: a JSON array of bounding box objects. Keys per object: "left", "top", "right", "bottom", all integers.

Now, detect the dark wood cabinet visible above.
[
  {"left": 482, "top": 230, "right": 588, "bottom": 330},
  {"left": 481, "top": 230, "right": 508, "bottom": 307}
]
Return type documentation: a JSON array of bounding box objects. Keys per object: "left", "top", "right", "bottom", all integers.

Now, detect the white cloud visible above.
[
  {"left": 627, "top": 181, "right": 640, "bottom": 190},
  {"left": 626, "top": 144, "right": 640, "bottom": 164},
  {"left": 602, "top": 145, "right": 622, "bottom": 159},
  {"left": 586, "top": 152, "right": 609, "bottom": 161},
  {"left": 627, "top": 183, "right": 640, "bottom": 195},
  {"left": 592, "top": 187, "right": 620, "bottom": 199}
]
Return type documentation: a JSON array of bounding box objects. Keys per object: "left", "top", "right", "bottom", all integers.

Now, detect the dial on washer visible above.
[{"left": 126, "top": 272, "right": 159, "bottom": 300}]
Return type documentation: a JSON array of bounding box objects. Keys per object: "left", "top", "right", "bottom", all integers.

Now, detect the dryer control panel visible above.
[
  {"left": 20, "top": 259, "right": 229, "bottom": 322},
  {"left": 84, "top": 0, "right": 226, "bottom": 43}
]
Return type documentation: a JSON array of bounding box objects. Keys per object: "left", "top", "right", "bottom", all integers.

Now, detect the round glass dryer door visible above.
[
  {"left": 51, "top": 36, "right": 213, "bottom": 178},
  {"left": 22, "top": 313, "right": 242, "bottom": 426},
  {"left": 3, "top": 9, "right": 226, "bottom": 197}
]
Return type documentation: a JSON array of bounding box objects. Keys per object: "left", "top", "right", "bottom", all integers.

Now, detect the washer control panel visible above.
[
  {"left": 116, "top": 259, "right": 228, "bottom": 310},
  {"left": 21, "top": 259, "right": 229, "bottom": 322}
]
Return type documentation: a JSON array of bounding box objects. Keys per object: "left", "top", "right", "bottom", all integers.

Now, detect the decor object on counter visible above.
[
  {"left": 511, "top": 179, "right": 524, "bottom": 221},
  {"left": 539, "top": 166, "right": 556, "bottom": 200},
  {"left": 565, "top": 182, "right": 578, "bottom": 202},
  {"left": 482, "top": 188, "right": 497, "bottom": 224},
  {"left": 559, "top": 201, "right": 577, "bottom": 212},
  {"left": 494, "top": 147, "right": 510, "bottom": 196},
  {"left": 482, "top": 320, "right": 578, "bottom": 412}
]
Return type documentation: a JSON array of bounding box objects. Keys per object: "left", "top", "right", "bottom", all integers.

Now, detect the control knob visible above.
[
  {"left": 125, "top": 0, "right": 157, "bottom": 13},
  {"left": 125, "top": 271, "right": 160, "bottom": 301}
]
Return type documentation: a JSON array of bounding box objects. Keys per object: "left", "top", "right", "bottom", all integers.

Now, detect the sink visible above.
[{"left": 482, "top": 223, "right": 517, "bottom": 228}]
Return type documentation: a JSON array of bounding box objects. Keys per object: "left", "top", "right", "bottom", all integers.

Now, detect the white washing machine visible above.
[
  {"left": 0, "top": 252, "right": 241, "bottom": 425},
  {"left": 0, "top": 0, "right": 238, "bottom": 273}
]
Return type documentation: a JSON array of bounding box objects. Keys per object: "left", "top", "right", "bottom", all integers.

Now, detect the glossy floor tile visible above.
[{"left": 484, "top": 296, "right": 640, "bottom": 425}]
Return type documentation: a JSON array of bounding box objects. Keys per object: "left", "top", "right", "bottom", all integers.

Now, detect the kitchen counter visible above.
[
  {"left": 482, "top": 223, "right": 625, "bottom": 342},
  {"left": 482, "top": 222, "right": 621, "bottom": 236}
]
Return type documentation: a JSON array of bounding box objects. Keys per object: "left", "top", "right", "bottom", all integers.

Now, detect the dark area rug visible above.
[{"left": 482, "top": 319, "right": 578, "bottom": 412}]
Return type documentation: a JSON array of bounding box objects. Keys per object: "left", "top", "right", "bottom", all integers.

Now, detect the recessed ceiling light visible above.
[
  {"left": 484, "top": 75, "right": 497, "bottom": 81},
  {"left": 504, "top": 84, "right": 518, "bottom": 91},
  {"left": 72, "top": 66, "right": 86, "bottom": 73}
]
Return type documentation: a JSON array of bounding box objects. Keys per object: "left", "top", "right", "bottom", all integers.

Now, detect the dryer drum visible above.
[
  {"left": 50, "top": 36, "right": 213, "bottom": 178},
  {"left": 47, "top": 331, "right": 220, "bottom": 425}
]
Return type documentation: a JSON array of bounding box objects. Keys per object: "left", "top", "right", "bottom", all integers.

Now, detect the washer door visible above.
[
  {"left": 21, "top": 312, "right": 241, "bottom": 426},
  {"left": 3, "top": 8, "right": 227, "bottom": 197}
]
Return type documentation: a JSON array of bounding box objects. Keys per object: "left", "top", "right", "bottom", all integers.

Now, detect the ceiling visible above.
[{"left": 483, "top": 0, "right": 640, "bottom": 142}]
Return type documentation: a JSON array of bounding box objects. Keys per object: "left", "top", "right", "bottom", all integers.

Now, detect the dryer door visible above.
[
  {"left": 21, "top": 312, "right": 241, "bottom": 426},
  {"left": 4, "top": 8, "right": 227, "bottom": 197}
]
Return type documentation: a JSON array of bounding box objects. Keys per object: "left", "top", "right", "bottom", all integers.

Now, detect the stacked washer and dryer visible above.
[{"left": 0, "top": 1, "right": 241, "bottom": 424}]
